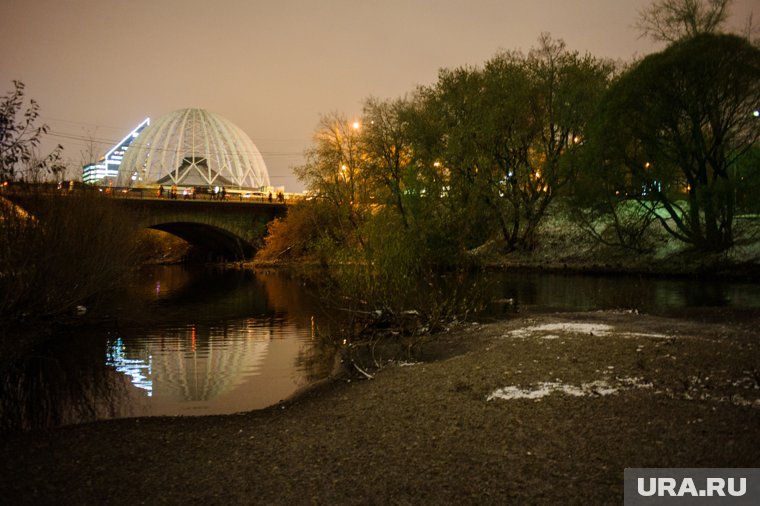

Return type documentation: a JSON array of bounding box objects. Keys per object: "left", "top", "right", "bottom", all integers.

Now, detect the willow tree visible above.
[
  {"left": 591, "top": 33, "right": 760, "bottom": 251},
  {"left": 294, "top": 112, "right": 370, "bottom": 251}
]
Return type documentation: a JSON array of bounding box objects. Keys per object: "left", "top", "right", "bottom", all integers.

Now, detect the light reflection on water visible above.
[
  {"left": 105, "top": 317, "right": 316, "bottom": 417},
  {"left": 100, "top": 267, "right": 325, "bottom": 418},
  {"left": 106, "top": 336, "right": 153, "bottom": 396}
]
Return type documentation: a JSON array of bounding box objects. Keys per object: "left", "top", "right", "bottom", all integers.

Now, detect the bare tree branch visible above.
[{"left": 636, "top": 0, "right": 731, "bottom": 42}]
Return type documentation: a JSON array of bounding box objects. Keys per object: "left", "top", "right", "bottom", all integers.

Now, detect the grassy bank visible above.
[{"left": 466, "top": 209, "right": 760, "bottom": 280}]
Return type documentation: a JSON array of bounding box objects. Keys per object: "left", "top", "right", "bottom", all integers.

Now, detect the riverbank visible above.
[
  {"left": 253, "top": 211, "right": 760, "bottom": 281},
  {"left": 2, "top": 309, "right": 758, "bottom": 504},
  {"left": 471, "top": 213, "right": 760, "bottom": 280}
]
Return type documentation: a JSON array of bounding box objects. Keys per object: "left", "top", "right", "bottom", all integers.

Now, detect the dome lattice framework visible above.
[{"left": 118, "top": 108, "right": 270, "bottom": 189}]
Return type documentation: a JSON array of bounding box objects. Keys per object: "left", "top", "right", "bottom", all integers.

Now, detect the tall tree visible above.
[
  {"left": 294, "top": 112, "right": 370, "bottom": 248},
  {"left": 509, "top": 35, "right": 612, "bottom": 248},
  {"left": 360, "top": 97, "right": 415, "bottom": 228},
  {"left": 590, "top": 33, "right": 760, "bottom": 251},
  {"left": 296, "top": 112, "right": 367, "bottom": 207},
  {"left": 417, "top": 36, "right": 613, "bottom": 250},
  {"left": 636, "top": 0, "right": 731, "bottom": 42}
]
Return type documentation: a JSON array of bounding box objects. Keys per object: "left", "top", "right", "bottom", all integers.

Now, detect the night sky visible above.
[{"left": 2, "top": 0, "right": 756, "bottom": 191}]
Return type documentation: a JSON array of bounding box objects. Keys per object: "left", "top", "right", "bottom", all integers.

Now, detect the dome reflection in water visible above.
[
  {"left": 105, "top": 266, "right": 331, "bottom": 418},
  {"left": 106, "top": 319, "right": 305, "bottom": 416}
]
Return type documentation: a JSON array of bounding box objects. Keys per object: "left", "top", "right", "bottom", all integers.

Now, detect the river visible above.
[{"left": 2, "top": 265, "right": 760, "bottom": 432}]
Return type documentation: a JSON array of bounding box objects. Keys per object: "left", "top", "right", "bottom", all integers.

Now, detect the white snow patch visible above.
[
  {"left": 487, "top": 377, "right": 652, "bottom": 401},
  {"left": 507, "top": 323, "right": 613, "bottom": 338},
  {"left": 505, "top": 322, "right": 671, "bottom": 340},
  {"left": 487, "top": 384, "right": 557, "bottom": 400},
  {"left": 618, "top": 332, "right": 671, "bottom": 340},
  {"left": 397, "top": 361, "right": 423, "bottom": 367},
  {"left": 731, "top": 396, "right": 760, "bottom": 408}
]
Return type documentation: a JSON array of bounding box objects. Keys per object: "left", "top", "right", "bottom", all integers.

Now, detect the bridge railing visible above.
[{"left": 1, "top": 181, "right": 306, "bottom": 205}]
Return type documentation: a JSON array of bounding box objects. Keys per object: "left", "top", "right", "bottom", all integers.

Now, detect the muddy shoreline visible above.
[{"left": 1, "top": 309, "right": 758, "bottom": 505}]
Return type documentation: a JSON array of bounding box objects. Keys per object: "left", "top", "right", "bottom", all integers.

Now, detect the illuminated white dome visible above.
[{"left": 118, "top": 108, "right": 270, "bottom": 189}]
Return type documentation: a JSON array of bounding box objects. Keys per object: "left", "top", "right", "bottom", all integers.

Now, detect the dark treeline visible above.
[{"left": 257, "top": 6, "right": 760, "bottom": 327}]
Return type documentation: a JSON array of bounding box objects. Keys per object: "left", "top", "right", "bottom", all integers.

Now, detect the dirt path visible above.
[{"left": 2, "top": 310, "right": 759, "bottom": 505}]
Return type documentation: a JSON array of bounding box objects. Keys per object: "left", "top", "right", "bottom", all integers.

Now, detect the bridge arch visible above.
[
  {"left": 133, "top": 199, "right": 286, "bottom": 261},
  {"left": 147, "top": 222, "right": 254, "bottom": 260}
]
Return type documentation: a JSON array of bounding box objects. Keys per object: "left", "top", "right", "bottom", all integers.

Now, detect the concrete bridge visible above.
[
  {"left": 115, "top": 196, "right": 287, "bottom": 260},
  {"left": 3, "top": 184, "right": 288, "bottom": 260}
]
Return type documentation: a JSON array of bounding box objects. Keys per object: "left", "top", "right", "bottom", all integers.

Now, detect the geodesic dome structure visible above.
[{"left": 117, "top": 108, "right": 270, "bottom": 189}]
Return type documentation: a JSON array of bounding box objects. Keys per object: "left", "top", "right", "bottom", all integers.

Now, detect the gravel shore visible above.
[{"left": 2, "top": 309, "right": 759, "bottom": 505}]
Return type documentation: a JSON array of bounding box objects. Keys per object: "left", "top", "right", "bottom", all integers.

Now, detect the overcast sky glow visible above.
[{"left": 1, "top": 0, "right": 756, "bottom": 191}]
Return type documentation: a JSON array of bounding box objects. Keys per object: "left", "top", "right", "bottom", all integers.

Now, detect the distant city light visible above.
[{"left": 82, "top": 117, "right": 150, "bottom": 185}]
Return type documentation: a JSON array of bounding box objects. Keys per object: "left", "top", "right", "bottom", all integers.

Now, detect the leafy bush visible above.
[{"left": 255, "top": 200, "right": 346, "bottom": 264}]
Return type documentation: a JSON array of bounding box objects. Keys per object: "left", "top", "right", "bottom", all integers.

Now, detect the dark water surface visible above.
[
  {"left": 485, "top": 270, "right": 760, "bottom": 316},
  {"left": 2, "top": 266, "right": 760, "bottom": 432}
]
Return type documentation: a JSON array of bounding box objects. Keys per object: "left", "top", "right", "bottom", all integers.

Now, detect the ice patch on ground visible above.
[
  {"left": 487, "top": 377, "right": 652, "bottom": 401},
  {"left": 504, "top": 322, "right": 670, "bottom": 340},
  {"left": 487, "top": 377, "right": 760, "bottom": 408},
  {"left": 397, "top": 361, "right": 423, "bottom": 367},
  {"left": 730, "top": 396, "right": 760, "bottom": 408},
  {"left": 507, "top": 323, "right": 613, "bottom": 338}
]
